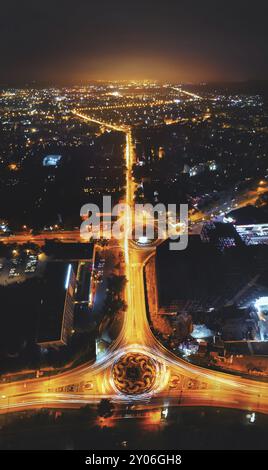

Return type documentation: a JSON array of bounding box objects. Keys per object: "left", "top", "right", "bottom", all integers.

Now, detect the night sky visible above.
[{"left": 1, "top": 0, "right": 268, "bottom": 84}]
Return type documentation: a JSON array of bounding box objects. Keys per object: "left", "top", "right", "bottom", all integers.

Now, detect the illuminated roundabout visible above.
[
  {"left": 112, "top": 352, "right": 157, "bottom": 395},
  {"left": 109, "top": 347, "right": 169, "bottom": 399},
  {"left": 2, "top": 113, "right": 268, "bottom": 416}
]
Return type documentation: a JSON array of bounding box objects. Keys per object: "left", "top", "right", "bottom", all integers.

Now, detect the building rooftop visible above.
[
  {"left": 227, "top": 205, "right": 268, "bottom": 226},
  {"left": 37, "top": 262, "right": 74, "bottom": 345},
  {"left": 156, "top": 236, "right": 254, "bottom": 313},
  {"left": 44, "top": 241, "right": 94, "bottom": 260}
]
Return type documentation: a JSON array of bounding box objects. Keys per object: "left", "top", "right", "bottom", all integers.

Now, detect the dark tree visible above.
[{"left": 97, "top": 399, "right": 114, "bottom": 418}]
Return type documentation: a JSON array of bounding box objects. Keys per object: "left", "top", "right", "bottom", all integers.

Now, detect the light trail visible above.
[
  {"left": 81, "top": 99, "right": 177, "bottom": 112},
  {"left": 124, "top": 131, "right": 133, "bottom": 318},
  {"left": 171, "top": 87, "right": 203, "bottom": 100},
  {"left": 72, "top": 111, "right": 129, "bottom": 133},
  {"left": 1, "top": 106, "right": 268, "bottom": 418}
]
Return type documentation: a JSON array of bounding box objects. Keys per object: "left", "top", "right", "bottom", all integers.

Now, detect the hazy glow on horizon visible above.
[
  {"left": 1, "top": 1, "right": 267, "bottom": 84},
  {"left": 62, "top": 53, "right": 232, "bottom": 85}
]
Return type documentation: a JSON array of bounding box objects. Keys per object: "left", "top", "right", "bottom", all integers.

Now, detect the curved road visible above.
[{"left": 1, "top": 111, "right": 268, "bottom": 415}]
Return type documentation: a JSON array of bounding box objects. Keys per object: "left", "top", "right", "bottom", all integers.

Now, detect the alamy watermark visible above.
[{"left": 80, "top": 196, "right": 188, "bottom": 251}]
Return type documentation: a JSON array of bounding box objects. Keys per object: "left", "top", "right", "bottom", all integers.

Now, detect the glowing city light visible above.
[{"left": 64, "top": 264, "right": 72, "bottom": 290}]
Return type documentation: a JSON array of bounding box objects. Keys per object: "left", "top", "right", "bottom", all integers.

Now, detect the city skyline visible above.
[{"left": 1, "top": 2, "right": 268, "bottom": 454}]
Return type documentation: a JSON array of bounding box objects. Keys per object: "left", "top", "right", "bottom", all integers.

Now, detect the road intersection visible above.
[{"left": 1, "top": 111, "right": 268, "bottom": 416}]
